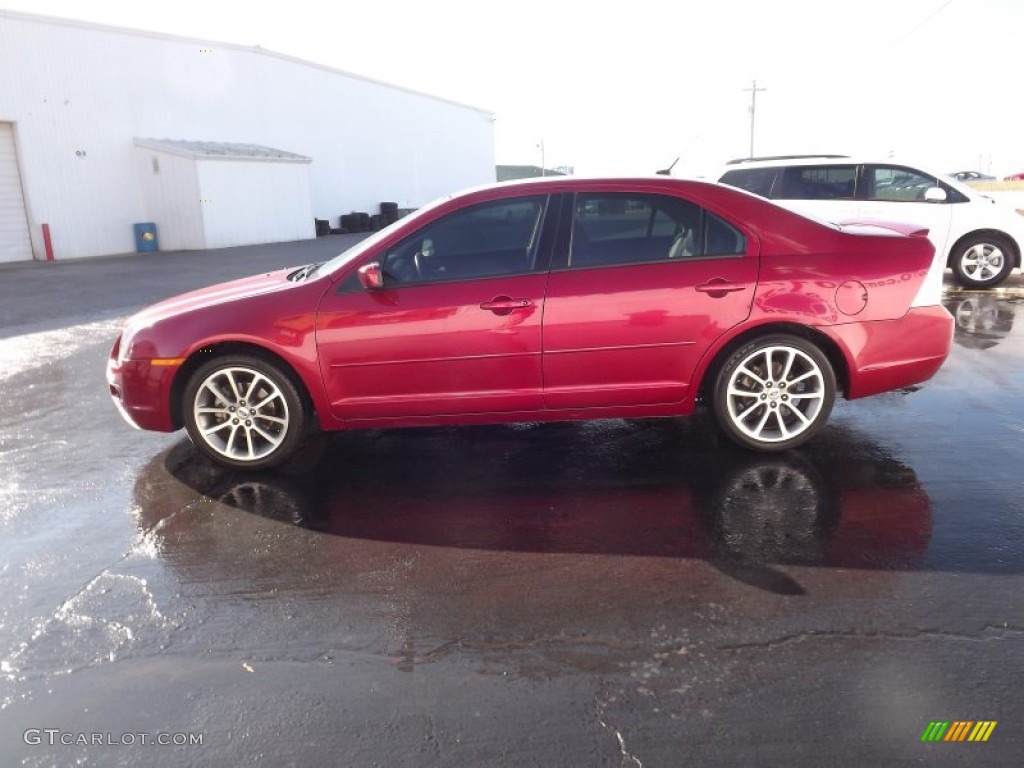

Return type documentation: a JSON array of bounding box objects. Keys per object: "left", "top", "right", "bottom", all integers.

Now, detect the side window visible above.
[
  {"left": 864, "top": 166, "right": 948, "bottom": 202},
  {"left": 705, "top": 213, "right": 746, "bottom": 256},
  {"left": 569, "top": 193, "right": 745, "bottom": 268},
  {"left": 720, "top": 168, "right": 777, "bottom": 198},
  {"left": 381, "top": 196, "right": 546, "bottom": 285},
  {"left": 778, "top": 165, "right": 857, "bottom": 200}
]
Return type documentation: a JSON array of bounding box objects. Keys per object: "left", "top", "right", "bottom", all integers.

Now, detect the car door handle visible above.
[
  {"left": 695, "top": 279, "right": 749, "bottom": 297},
  {"left": 480, "top": 297, "right": 532, "bottom": 312}
]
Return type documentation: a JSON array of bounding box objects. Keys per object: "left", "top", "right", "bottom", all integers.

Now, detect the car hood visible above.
[{"left": 125, "top": 266, "right": 304, "bottom": 327}]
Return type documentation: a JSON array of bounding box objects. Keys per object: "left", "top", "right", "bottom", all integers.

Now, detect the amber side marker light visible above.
[{"left": 150, "top": 358, "right": 186, "bottom": 366}]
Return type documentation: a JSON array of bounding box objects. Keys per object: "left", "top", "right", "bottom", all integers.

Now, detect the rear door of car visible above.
[
  {"left": 315, "top": 194, "right": 559, "bottom": 421},
  {"left": 540, "top": 190, "right": 758, "bottom": 409}
]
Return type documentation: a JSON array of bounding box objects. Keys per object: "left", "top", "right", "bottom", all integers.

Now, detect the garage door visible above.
[{"left": 0, "top": 123, "right": 32, "bottom": 263}]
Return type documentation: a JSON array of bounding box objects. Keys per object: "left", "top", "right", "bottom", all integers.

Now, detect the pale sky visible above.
[{"left": 3, "top": 0, "right": 1022, "bottom": 177}]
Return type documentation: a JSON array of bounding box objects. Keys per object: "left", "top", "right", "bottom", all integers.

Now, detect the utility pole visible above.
[
  {"left": 742, "top": 80, "right": 767, "bottom": 159},
  {"left": 536, "top": 140, "right": 546, "bottom": 176}
]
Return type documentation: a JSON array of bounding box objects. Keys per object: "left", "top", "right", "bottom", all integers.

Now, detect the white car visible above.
[{"left": 719, "top": 155, "right": 1024, "bottom": 289}]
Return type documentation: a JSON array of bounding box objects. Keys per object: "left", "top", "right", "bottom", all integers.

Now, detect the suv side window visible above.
[
  {"left": 381, "top": 196, "right": 547, "bottom": 285},
  {"left": 568, "top": 193, "right": 745, "bottom": 269},
  {"left": 719, "top": 168, "right": 777, "bottom": 198},
  {"left": 863, "top": 165, "right": 967, "bottom": 203},
  {"left": 778, "top": 165, "right": 857, "bottom": 200}
]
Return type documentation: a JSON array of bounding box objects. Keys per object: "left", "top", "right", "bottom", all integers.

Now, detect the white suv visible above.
[{"left": 719, "top": 156, "right": 1024, "bottom": 289}]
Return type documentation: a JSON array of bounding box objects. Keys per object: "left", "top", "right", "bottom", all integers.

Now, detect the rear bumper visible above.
[
  {"left": 106, "top": 340, "right": 178, "bottom": 432},
  {"left": 828, "top": 305, "right": 954, "bottom": 399}
]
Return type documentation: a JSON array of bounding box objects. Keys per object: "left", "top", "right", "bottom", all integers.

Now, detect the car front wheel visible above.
[
  {"left": 183, "top": 354, "right": 307, "bottom": 469},
  {"left": 951, "top": 234, "right": 1014, "bottom": 288},
  {"left": 713, "top": 335, "right": 836, "bottom": 451}
]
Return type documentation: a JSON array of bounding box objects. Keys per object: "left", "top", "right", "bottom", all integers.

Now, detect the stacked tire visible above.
[
  {"left": 380, "top": 202, "right": 399, "bottom": 226},
  {"left": 340, "top": 213, "right": 371, "bottom": 232}
]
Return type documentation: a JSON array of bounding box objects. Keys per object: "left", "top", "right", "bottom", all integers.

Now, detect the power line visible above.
[{"left": 893, "top": 0, "right": 956, "bottom": 44}]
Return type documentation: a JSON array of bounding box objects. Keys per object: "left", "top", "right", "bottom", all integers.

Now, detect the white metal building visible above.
[{"left": 0, "top": 10, "right": 496, "bottom": 262}]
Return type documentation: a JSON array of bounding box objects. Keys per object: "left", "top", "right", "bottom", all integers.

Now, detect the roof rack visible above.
[{"left": 725, "top": 154, "right": 850, "bottom": 165}]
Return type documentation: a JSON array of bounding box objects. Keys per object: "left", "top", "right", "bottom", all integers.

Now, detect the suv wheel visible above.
[{"left": 951, "top": 234, "right": 1014, "bottom": 288}]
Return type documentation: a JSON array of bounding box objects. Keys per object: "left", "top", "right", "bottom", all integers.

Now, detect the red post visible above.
[{"left": 41, "top": 223, "right": 54, "bottom": 261}]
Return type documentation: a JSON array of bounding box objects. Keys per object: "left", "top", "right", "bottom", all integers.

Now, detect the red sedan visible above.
[{"left": 107, "top": 177, "right": 953, "bottom": 468}]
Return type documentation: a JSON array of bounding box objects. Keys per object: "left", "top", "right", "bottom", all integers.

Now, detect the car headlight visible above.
[{"left": 118, "top": 325, "right": 137, "bottom": 363}]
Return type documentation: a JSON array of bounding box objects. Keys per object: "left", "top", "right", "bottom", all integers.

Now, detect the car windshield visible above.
[{"left": 319, "top": 194, "right": 454, "bottom": 277}]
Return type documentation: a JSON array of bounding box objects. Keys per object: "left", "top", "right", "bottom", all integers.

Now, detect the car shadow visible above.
[{"left": 133, "top": 416, "right": 934, "bottom": 593}]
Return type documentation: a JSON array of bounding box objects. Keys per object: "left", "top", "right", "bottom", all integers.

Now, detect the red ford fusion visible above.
[{"left": 107, "top": 177, "right": 954, "bottom": 469}]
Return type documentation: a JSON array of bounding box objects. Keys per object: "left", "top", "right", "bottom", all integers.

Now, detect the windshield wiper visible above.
[{"left": 287, "top": 263, "right": 323, "bottom": 281}]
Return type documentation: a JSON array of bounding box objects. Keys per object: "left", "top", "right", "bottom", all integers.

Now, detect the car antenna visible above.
[{"left": 656, "top": 157, "right": 679, "bottom": 176}]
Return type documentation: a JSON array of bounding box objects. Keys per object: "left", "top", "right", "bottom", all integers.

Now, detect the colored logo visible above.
[{"left": 921, "top": 721, "right": 996, "bottom": 742}]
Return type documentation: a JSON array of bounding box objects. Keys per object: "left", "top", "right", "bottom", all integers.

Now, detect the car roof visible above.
[
  {"left": 449, "top": 174, "right": 732, "bottom": 199},
  {"left": 719, "top": 156, "right": 960, "bottom": 174},
  {"left": 717, "top": 156, "right": 979, "bottom": 194}
]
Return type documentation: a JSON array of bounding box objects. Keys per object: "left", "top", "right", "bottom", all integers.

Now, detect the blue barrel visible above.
[{"left": 133, "top": 223, "right": 159, "bottom": 253}]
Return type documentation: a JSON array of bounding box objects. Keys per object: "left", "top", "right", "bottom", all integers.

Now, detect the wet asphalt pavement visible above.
[{"left": 1, "top": 241, "right": 1023, "bottom": 766}]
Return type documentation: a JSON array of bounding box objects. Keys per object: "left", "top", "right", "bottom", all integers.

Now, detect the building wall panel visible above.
[
  {"left": 134, "top": 147, "right": 204, "bottom": 251},
  {"left": 0, "top": 11, "right": 495, "bottom": 260},
  {"left": 197, "top": 160, "right": 314, "bottom": 250}
]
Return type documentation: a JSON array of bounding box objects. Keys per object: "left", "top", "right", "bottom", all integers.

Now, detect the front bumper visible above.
[{"left": 106, "top": 336, "right": 179, "bottom": 432}]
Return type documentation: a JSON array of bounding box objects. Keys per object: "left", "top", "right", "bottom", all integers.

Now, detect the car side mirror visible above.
[
  {"left": 924, "top": 186, "right": 947, "bottom": 203},
  {"left": 357, "top": 262, "right": 385, "bottom": 290}
]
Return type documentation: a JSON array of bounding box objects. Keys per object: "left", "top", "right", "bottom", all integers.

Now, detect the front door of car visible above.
[
  {"left": 541, "top": 192, "right": 758, "bottom": 409},
  {"left": 315, "top": 195, "right": 555, "bottom": 421},
  {"left": 856, "top": 164, "right": 955, "bottom": 256}
]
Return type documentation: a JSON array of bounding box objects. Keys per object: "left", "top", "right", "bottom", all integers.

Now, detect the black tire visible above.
[
  {"left": 183, "top": 354, "right": 308, "bottom": 470},
  {"left": 712, "top": 334, "right": 836, "bottom": 451},
  {"left": 950, "top": 233, "right": 1015, "bottom": 288}
]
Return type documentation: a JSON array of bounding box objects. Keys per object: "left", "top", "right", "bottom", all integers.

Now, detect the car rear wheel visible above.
[
  {"left": 713, "top": 335, "right": 835, "bottom": 451},
  {"left": 951, "top": 234, "right": 1014, "bottom": 288},
  {"left": 183, "top": 354, "right": 307, "bottom": 470}
]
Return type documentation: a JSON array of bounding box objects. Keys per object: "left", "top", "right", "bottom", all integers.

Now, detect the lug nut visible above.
[{"left": 232, "top": 418, "right": 239, "bottom": 424}]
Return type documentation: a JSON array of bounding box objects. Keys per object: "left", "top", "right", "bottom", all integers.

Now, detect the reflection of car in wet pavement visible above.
[
  {"left": 135, "top": 418, "right": 931, "bottom": 580},
  {"left": 944, "top": 294, "right": 1017, "bottom": 350},
  {"left": 108, "top": 176, "right": 953, "bottom": 468}
]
